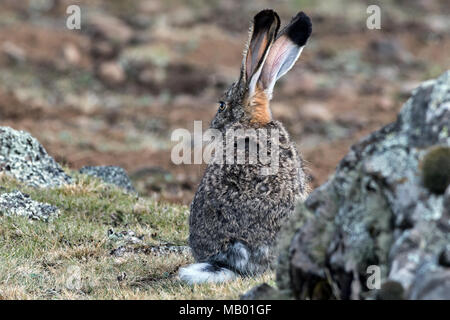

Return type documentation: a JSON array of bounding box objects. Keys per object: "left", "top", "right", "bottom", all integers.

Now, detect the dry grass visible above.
[{"left": 0, "top": 174, "right": 274, "bottom": 299}]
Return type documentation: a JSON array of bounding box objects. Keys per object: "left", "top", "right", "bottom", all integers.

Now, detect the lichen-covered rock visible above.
[
  {"left": 79, "top": 166, "right": 135, "bottom": 193},
  {"left": 110, "top": 244, "right": 190, "bottom": 257},
  {"left": 0, "top": 190, "right": 59, "bottom": 222},
  {"left": 240, "top": 283, "right": 284, "bottom": 300},
  {"left": 421, "top": 146, "right": 450, "bottom": 194},
  {"left": 278, "top": 71, "right": 450, "bottom": 300},
  {"left": 0, "top": 126, "right": 72, "bottom": 188},
  {"left": 107, "top": 228, "right": 143, "bottom": 245}
]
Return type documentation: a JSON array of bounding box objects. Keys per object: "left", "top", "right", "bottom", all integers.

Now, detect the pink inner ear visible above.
[
  {"left": 246, "top": 33, "right": 268, "bottom": 80},
  {"left": 259, "top": 34, "right": 299, "bottom": 94}
]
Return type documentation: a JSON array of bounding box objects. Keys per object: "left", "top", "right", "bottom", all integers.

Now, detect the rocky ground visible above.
[
  {"left": 1, "top": 72, "right": 447, "bottom": 300},
  {"left": 0, "top": 0, "right": 449, "bottom": 300},
  {"left": 0, "top": 0, "right": 449, "bottom": 204},
  {"left": 0, "top": 125, "right": 272, "bottom": 299}
]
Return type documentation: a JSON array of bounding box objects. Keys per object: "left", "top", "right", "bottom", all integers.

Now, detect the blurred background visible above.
[{"left": 0, "top": 0, "right": 448, "bottom": 204}]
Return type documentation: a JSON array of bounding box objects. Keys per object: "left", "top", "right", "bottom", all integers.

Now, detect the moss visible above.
[
  {"left": 421, "top": 146, "right": 450, "bottom": 194},
  {"left": 311, "top": 280, "right": 333, "bottom": 300}
]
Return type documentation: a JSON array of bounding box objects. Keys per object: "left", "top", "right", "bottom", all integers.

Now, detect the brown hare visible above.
[{"left": 179, "top": 9, "right": 311, "bottom": 284}]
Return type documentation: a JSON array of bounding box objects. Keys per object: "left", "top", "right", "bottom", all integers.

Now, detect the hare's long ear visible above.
[
  {"left": 259, "top": 12, "right": 312, "bottom": 99},
  {"left": 242, "top": 10, "right": 280, "bottom": 96}
]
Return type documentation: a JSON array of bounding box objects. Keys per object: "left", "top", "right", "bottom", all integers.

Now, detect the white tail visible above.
[{"left": 178, "top": 263, "right": 236, "bottom": 284}]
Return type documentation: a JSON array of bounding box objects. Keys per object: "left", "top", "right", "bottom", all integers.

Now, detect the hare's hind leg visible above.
[
  {"left": 178, "top": 242, "right": 270, "bottom": 284},
  {"left": 214, "top": 242, "right": 271, "bottom": 276}
]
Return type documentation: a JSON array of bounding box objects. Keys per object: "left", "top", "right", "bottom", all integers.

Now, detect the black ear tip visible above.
[
  {"left": 287, "top": 11, "right": 312, "bottom": 46},
  {"left": 255, "top": 9, "right": 277, "bottom": 19},
  {"left": 254, "top": 9, "right": 279, "bottom": 27}
]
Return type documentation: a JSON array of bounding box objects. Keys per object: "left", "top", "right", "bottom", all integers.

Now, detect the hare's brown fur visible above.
[
  {"left": 180, "top": 9, "right": 312, "bottom": 283},
  {"left": 189, "top": 120, "right": 307, "bottom": 274}
]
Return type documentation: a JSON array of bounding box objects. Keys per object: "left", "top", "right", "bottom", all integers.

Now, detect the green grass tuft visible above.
[{"left": 0, "top": 173, "right": 273, "bottom": 299}]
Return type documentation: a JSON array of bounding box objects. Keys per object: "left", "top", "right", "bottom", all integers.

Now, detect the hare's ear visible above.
[
  {"left": 242, "top": 9, "right": 280, "bottom": 96},
  {"left": 259, "top": 12, "right": 312, "bottom": 98}
]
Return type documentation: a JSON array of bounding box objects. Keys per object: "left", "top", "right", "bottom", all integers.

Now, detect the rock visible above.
[
  {"left": 91, "top": 40, "right": 116, "bottom": 59},
  {"left": 0, "top": 191, "right": 59, "bottom": 222},
  {"left": 98, "top": 61, "right": 126, "bottom": 85},
  {"left": 377, "top": 281, "right": 405, "bottom": 300},
  {"left": 1, "top": 42, "right": 26, "bottom": 63},
  {"left": 0, "top": 126, "right": 72, "bottom": 188},
  {"left": 277, "top": 71, "right": 450, "bottom": 300},
  {"left": 240, "top": 283, "right": 284, "bottom": 300},
  {"left": 117, "top": 272, "right": 127, "bottom": 282},
  {"left": 86, "top": 13, "right": 134, "bottom": 45},
  {"left": 426, "top": 15, "right": 450, "bottom": 35},
  {"left": 407, "top": 267, "right": 450, "bottom": 300},
  {"left": 438, "top": 244, "right": 450, "bottom": 267},
  {"left": 421, "top": 146, "right": 450, "bottom": 194},
  {"left": 366, "top": 38, "right": 413, "bottom": 65},
  {"left": 138, "top": 68, "right": 164, "bottom": 85},
  {"left": 63, "top": 43, "right": 82, "bottom": 66},
  {"left": 107, "top": 229, "right": 143, "bottom": 245},
  {"left": 79, "top": 166, "right": 135, "bottom": 193},
  {"left": 110, "top": 244, "right": 190, "bottom": 257}
]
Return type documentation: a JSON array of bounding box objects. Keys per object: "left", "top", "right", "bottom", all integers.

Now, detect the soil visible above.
[{"left": 0, "top": 0, "right": 449, "bottom": 204}]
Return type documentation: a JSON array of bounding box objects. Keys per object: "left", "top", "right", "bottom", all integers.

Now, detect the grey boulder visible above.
[
  {"left": 0, "top": 126, "right": 72, "bottom": 188},
  {"left": 0, "top": 190, "right": 59, "bottom": 222},
  {"left": 277, "top": 71, "right": 450, "bottom": 300},
  {"left": 79, "top": 165, "right": 135, "bottom": 193}
]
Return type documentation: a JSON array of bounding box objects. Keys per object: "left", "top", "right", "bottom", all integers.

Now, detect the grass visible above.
[{"left": 0, "top": 173, "right": 273, "bottom": 299}]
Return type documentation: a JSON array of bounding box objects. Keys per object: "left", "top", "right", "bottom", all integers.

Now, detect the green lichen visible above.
[{"left": 421, "top": 146, "right": 450, "bottom": 194}]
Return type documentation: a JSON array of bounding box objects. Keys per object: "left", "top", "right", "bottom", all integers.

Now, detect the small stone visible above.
[
  {"left": 1, "top": 42, "right": 26, "bottom": 62},
  {"left": 375, "top": 96, "right": 394, "bottom": 111},
  {"left": 91, "top": 41, "right": 116, "bottom": 59},
  {"left": 0, "top": 190, "right": 59, "bottom": 222},
  {"left": 87, "top": 13, "right": 134, "bottom": 45},
  {"left": 108, "top": 228, "right": 143, "bottom": 245},
  {"left": 110, "top": 246, "right": 127, "bottom": 257},
  {"left": 117, "top": 272, "right": 127, "bottom": 282},
  {"left": 426, "top": 15, "right": 450, "bottom": 34},
  {"left": 98, "top": 61, "right": 126, "bottom": 85},
  {"left": 240, "top": 283, "right": 279, "bottom": 300},
  {"left": 63, "top": 43, "right": 81, "bottom": 65},
  {"left": 79, "top": 166, "right": 135, "bottom": 193}
]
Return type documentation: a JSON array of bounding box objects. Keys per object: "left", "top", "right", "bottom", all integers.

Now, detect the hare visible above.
[{"left": 179, "top": 9, "right": 311, "bottom": 284}]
